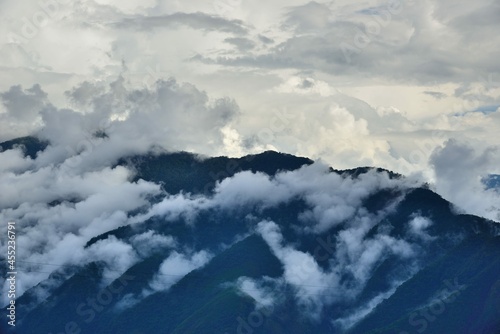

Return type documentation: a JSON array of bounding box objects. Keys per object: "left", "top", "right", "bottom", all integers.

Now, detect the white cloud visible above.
[
  {"left": 137, "top": 161, "right": 417, "bottom": 234},
  {"left": 146, "top": 250, "right": 212, "bottom": 293},
  {"left": 332, "top": 280, "right": 405, "bottom": 331},
  {"left": 0, "top": 151, "right": 161, "bottom": 304},
  {"left": 254, "top": 218, "right": 418, "bottom": 320},
  {"left": 0, "top": 148, "right": 34, "bottom": 173},
  {"left": 408, "top": 216, "right": 436, "bottom": 242},
  {"left": 0, "top": 137, "right": 418, "bottom": 308},
  {"left": 130, "top": 231, "right": 176, "bottom": 258},
  {"left": 114, "top": 249, "right": 213, "bottom": 310},
  {"left": 87, "top": 236, "right": 140, "bottom": 286},
  {"left": 256, "top": 220, "right": 340, "bottom": 317},
  {"left": 235, "top": 277, "right": 279, "bottom": 309},
  {"left": 430, "top": 139, "right": 500, "bottom": 221}
]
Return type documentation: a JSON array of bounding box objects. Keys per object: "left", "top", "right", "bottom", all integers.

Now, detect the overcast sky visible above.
[{"left": 1, "top": 0, "right": 499, "bottom": 218}]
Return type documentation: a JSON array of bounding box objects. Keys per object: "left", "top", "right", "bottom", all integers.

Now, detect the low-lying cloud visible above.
[{"left": 430, "top": 139, "right": 500, "bottom": 221}]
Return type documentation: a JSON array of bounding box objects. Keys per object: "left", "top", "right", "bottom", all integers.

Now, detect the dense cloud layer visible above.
[
  {"left": 0, "top": 138, "right": 415, "bottom": 306},
  {"left": 1, "top": 76, "right": 498, "bottom": 221}
]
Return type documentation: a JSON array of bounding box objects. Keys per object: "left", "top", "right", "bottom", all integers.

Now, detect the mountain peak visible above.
[{"left": 2, "top": 136, "right": 500, "bottom": 334}]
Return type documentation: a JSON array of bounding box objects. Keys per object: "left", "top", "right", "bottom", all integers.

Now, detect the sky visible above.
[{"left": 0, "top": 0, "right": 499, "bottom": 217}]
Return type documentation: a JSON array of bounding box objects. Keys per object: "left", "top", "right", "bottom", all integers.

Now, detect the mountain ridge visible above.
[{"left": 1, "top": 136, "right": 499, "bottom": 334}]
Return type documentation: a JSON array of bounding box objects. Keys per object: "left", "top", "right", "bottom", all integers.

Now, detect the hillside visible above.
[{"left": 1, "top": 136, "right": 499, "bottom": 334}]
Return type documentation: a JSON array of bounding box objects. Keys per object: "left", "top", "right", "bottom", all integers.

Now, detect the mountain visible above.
[
  {"left": 1, "top": 136, "right": 499, "bottom": 334},
  {"left": 0, "top": 136, "right": 49, "bottom": 159}
]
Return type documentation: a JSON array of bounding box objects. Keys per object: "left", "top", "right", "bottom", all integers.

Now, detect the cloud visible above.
[
  {"left": 0, "top": 84, "right": 47, "bottom": 141},
  {"left": 212, "top": 170, "right": 291, "bottom": 210},
  {"left": 408, "top": 216, "right": 436, "bottom": 242},
  {"left": 273, "top": 76, "right": 337, "bottom": 96},
  {"left": 0, "top": 131, "right": 451, "bottom": 327},
  {"left": 335, "top": 217, "right": 416, "bottom": 283},
  {"left": 224, "top": 37, "right": 255, "bottom": 51},
  {"left": 129, "top": 231, "right": 176, "bottom": 258},
  {"left": 1, "top": 84, "right": 47, "bottom": 122},
  {"left": 0, "top": 6, "right": 497, "bottom": 334},
  {"left": 146, "top": 250, "right": 212, "bottom": 293},
  {"left": 1, "top": 0, "right": 499, "bottom": 191},
  {"left": 0, "top": 109, "right": 418, "bottom": 309},
  {"left": 138, "top": 160, "right": 416, "bottom": 234},
  {"left": 235, "top": 277, "right": 280, "bottom": 309},
  {"left": 191, "top": 0, "right": 500, "bottom": 92},
  {"left": 0, "top": 1, "right": 499, "bottom": 323},
  {"left": 424, "top": 91, "right": 447, "bottom": 100},
  {"left": 0, "top": 147, "right": 34, "bottom": 174},
  {"left": 115, "top": 12, "right": 248, "bottom": 35},
  {"left": 284, "top": 1, "right": 333, "bottom": 32},
  {"left": 0, "top": 153, "right": 161, "bottom": 304},
  {"left": 5, "top": 76, "right": 240, "bottom": 173},
  {"left": 253, "top": 218, "right": 419, "bottom": 321},
  {"left": 87, "top": 236, "right": 140, "bottom": 286},
  {"left": 0, "top": 164, "right": 157, "bottom": 210},
  {"left": 256, "top": 220, "right": 340, "bottom": 317},
  {"left": 430, "top": 139, "right": 500, "bottom": 221},
  {"left": 332, "top": 280, "right": 403, "bottom": 331},
  {"left": 93, "top": 0, "right": 157, "bottom": 15},
  {"left": 114, "top": 249, "right": 212, "bottom": 311}
]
